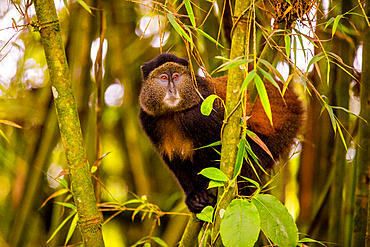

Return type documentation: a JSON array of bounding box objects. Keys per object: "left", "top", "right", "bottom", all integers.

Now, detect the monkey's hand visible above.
[{"left": 185, "top": 190, "right": 209, "bottom": 213}]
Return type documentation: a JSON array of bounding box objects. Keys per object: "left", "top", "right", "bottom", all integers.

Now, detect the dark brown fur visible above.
[{"left": 139, "top": 53, "right": 303, "bottom": 212}]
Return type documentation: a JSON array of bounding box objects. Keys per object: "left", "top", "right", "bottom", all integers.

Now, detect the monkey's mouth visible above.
[{"left": 163, "top": 96, "right": 181, "bottom": 107}]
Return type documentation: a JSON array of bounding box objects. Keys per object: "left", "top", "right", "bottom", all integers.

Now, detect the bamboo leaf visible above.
[
  {"left": 254, "top": 75, "right": 273, "bottom": 126},
  {"left": 152, "top": 237, "right": 169, "bottom": 247},
  {"left": 65, "top": 213, "right": 79, "bottom": 245},
  {"left": 217, "top": 58, "right": 253, "bottom": 72},
  {"left": 233, "top": 138, "right": 247, "bottom": 179},
  {"left": 76, "top": 0, "right": 92, "bottom": 14},
  {"left": 47, "top": 211, "right": 76, "bottom": 244},
  {"left": 285, "top": 34, "right": 291, "bottom": 58},
  {"left": 195, "top": 28, "right": 225, "bottom": 48},
  {"left": 39, "top": 189, "right": 70, "bottom": 209},
  {"left": 332, "top": 15, "right": 342, "bottom": 37},
  {"left": 240, "top": 70, "right": 256, "bottom": 93},
  {"left": 167, "top": 13, "right": 193, "bottom": 45},
  {"left": 184, "top": 0, "right": 196, "bottom": 28}
]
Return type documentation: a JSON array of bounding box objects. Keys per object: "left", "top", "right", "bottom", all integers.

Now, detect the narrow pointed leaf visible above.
[{"left": 254, "top": 75, "right": 273, "bottom": 126}]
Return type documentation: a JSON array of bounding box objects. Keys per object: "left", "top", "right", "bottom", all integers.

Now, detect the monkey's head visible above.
[{"left": 140, "top": 53, "right": 201, "bottom": 115}]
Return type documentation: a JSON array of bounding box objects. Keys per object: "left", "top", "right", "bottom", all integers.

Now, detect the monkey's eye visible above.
[
  {"left": 172, "top": 73, "right": 180, "bottom": 81},
  {"left": 159, "top": 74, "right": 168, "bottom": 81}
]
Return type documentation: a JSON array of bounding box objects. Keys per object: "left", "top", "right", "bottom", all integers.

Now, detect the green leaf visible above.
[
  {"left": 198, "top": 167, "right": 229, "bottom": 181},
  {"left": 285, "top": 34, "right": 291, "bottom": 58},
  {"left": 217, "top": 58, "right": 253, "bottom": 72},
  {"left": 240, "top": 70, "right": 256, "bottom": 93},
  {"left": 324, "top": 17, "right": 335, "bottom": 30},
  {"left": 201, "top": 95, "right": 219, "bottom": 116},
  {"left": 256, "top": 67, "right": 281, "bottom": 93},
  {"left": 57, "top": 178, "right": 69, "bottom": 189},
  {"left": 257, "top": 58, "right": 285, "bottom": 83},
  {"left": 196, "top": 140, "right": 222, "bottom": 150},
  {"left": 233, "top": 138, "right": 246, "bottom": 179},
  {"left": 152, "top": 237, "right": 169, "bottom": 247},
  {"left": 196, "top": 205, "right": 214, "bottom": 222},
  {"left": 208, "top": 180, "right": 224, "bottom": 189},
  {"left": 252, "top": 194, "right": 298, "bottom": 246},
  {"left": 254, "top": 75, "right": 273, "bottom": 126},
  {"left": 55, "top": 202, "right": 77, "bottom": 210},
  {"left": 65, "top": 213, "right": 78, "bottom": 245},
  {"left": 47, "top": 211, "right": 76, "bottom": 244},
  {"left": 332, "top": 15, "right": 342, "bottom": 37},
  {"left": 184, "top": 0, "right": 196, "bottom": 27},
  {"left": 220, "top": 199, "right": 260, "bottom": 247},
  {"left": 306, "top": 52, "right": 325, "bottom": 75},
  {"left": 167, "top": 13, "right": 193, "bottom": 45},
  {"left": 195, "top": 28, "right": 225, "bottom": 48},
  {"left": 299, "top": 237, "right": 326, "bottom": 246},
  {"left": 76, "top": 0, "right": 92, "bottom": 14}
]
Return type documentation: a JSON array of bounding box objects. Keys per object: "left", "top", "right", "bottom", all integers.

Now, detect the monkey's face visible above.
[{"left": 140, "top": 62, "right": 201, "bottom": 115}]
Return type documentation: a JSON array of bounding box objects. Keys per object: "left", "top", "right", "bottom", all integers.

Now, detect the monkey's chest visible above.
[{"left": 158, "top": 119, "right": 194, "bottom": 161}]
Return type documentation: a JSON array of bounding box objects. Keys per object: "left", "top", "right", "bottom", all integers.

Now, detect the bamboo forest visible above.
[{"left": 0, "top": 0, "right": 370, "bottom": 246}]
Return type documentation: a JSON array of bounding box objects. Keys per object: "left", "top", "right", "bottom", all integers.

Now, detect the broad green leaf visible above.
[
  {"left": 184, "top": 0, "right": 196, "bottom": 28},
  {"left": 198, "top": 167, "right": 229, "bottom": 181},
  {"left": 252, "top": 194, "right": 298, "bottom": 246},
  {"left": 152, "top": 237, "right": 169, "bottom": 247},
  {"left": 196, "top": 205, "right": 214, "bottom": 222},
  {"left": 285, "top": 34, "right": 291, "bottom": 58},
  {"left": 220, "top": 199, "right": 260, "bottom": 247},
  {"left": 208, "top": 180, "right": 224, "bottom": 189},
  {"left": 201, "top": 95, "right": 219, "bottom": 116},
  {"left": 65, "top": 213, "right": 78, "bottom": 245},
  {"left": 233, "top": 138, "right": 247, "bottom": 179},
  {"left": 76, "top": 0, "right": 92, "bottom": 14},
  {"left": 254, "top": 75, "right": 273, "bottom": 126}
]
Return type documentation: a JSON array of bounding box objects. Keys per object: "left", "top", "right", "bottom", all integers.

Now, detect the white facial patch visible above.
[{"left": 163, "top": 91, "right": 181, "bottom": 107}]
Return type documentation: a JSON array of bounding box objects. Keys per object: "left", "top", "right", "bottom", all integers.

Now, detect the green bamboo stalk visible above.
[
  {"left": 33, "top": 0, "right": 105, "bottom": 246},
  {"left": 352, "top": 1, "right": 370, "bottom": 245},
  {"left": 211, "top": 0, "right": 251, "bottom": 245},
  {"left": 178, "top": 214, "right": 204, "bottom": 247}
]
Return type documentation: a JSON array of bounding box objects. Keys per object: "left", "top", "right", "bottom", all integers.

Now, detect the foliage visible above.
[{"left": 0, "top": 0, "right": 369, "bottom": 246}]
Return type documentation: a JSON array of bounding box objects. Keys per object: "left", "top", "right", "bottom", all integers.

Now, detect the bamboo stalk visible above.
[
  {"left": 33, "top": 0, "right": 105, "bottom": 246},
  {"left": 352, "top": 0, "right": 370, "bottom": 245},
  {"left": 211, "top": 0, "right": 251, "bottom": 245}
]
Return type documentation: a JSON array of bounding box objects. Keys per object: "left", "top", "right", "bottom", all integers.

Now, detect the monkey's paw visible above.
[{"left": 185, "top": 190, "right": 212, "bottom": 213}]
